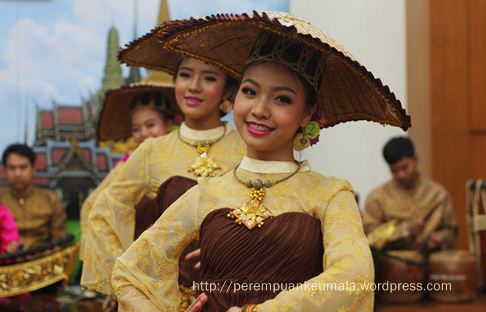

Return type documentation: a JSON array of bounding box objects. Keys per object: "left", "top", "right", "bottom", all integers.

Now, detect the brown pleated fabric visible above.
[
  {"left": 133, "top": 196, "right": 158, "bottom": 240},
  {"left": 134, "top": 176, "right": 197, "bottom": 239},
  {"left": 199, "top": 208, "right": 324, "bottom": 311},
  {"left": 134, "top": 175, "right": 198, "bottom": 287}
]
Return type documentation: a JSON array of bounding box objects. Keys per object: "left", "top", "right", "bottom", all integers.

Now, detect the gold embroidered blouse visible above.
[
  {"left": 79, "top": 164, "right": 122, "bottom": 260},
  {"left": 112, "top": 157, "right": 374, "bottom": 311},
  {"left": 0, "top": 186, "right": 66, "bottom": 249},
  {"left": 81, "top": 123, "right": 245, "bottom": 295}
]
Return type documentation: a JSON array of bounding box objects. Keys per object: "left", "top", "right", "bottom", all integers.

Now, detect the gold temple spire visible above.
[
  {"left": 157, "top": 0, "right": 170, "bottom": 26},
  {"left": 143, "top": 0, "right": 173, "bottom": 84}
]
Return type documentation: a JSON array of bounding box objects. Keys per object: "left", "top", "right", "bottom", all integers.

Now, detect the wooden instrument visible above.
[
  {"left": 428, "top": 250, "right": 477, "bottom": 302},
  {"left": 0, "top": 235, "right": 79, "bottom": 297},
  {"left": 374, "top": 250, "right": 425, "bottom": 303},
  {"left": 467, "top": 180, "right": 486, "bottom": 288}
]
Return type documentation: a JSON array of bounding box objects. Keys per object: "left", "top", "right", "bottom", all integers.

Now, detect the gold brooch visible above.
[
  {"left": 227, "top": 181, "right": 274, "bottom": 229},
  {"left": 187, "top": 144, "right": 222, "bottom": 177},
  {"left": 178, "top": 125, "right": 226, "bottom": 177}
]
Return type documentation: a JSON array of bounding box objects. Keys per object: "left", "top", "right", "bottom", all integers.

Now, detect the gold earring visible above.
[
  {"left": 294, "top": 121, "right": 321, "bottom": 151},
  {"left": 294, "top": 128, "right": 310, "bottom": 151}
]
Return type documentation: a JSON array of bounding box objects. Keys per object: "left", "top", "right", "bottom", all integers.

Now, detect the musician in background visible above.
[
  {"left": 363, "top": 137, "right": 457, "bottom": 251},
  {"left": 0, "top": 144, "right": 66, "bottom": 249}
]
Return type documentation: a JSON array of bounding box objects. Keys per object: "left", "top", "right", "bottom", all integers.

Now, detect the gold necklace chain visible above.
[
  {"left": 232, "top": 161, "right": 301, "bottom": 189},
  {"left": 177, "top": 123, "right": 227, "bottom": 148},
  {"left": 228, "top": 161, "right": 301, "bottom": 229},
  {"left": 177, "top": 124, "right": 227, "bottom": 177}
]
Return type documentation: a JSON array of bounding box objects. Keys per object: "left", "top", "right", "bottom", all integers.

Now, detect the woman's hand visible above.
[
  {"left": 185, "top": 293, "right": 208, "bottom": 312},
  {"left": 226, "top": 307, "right": 242, "bottom": 312},
  {"left": 185, "top": 248, "right": 201, "bottom": 270}
]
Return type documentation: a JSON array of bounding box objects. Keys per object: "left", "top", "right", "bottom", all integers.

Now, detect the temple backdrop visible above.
[{"left": 0, "top": 0, "right": 289, "bottom": 219}]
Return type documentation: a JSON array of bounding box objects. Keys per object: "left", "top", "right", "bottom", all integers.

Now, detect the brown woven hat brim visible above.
[
  {"left": 159, "top": 12, "right": 410, "bottom": 130},
  {"left": 97, "top": 83, "right": 177, "bottom": 141},
  {"left": 118, "top": 23, "right": 182, "bottom": 74}
]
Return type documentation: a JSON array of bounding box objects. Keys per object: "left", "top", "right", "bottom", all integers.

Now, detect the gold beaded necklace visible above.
[
  {"left": 177, "top": 124, "right": 227, "bottom": 177},
  {"left": 228, "top": 161, "right": 301, "bottom": 230}
]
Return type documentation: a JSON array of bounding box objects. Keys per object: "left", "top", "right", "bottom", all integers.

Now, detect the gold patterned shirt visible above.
[
  {"left": 363, "top": 175, "right": 457, "bottom": 250},
  {"left": 112, "top": 157, "right": 374, "bottom": 311},
  {"left": 0, "top": 186, "right": 66, "bottom": 249},
  {"left": 81, "top": 123, "right": 245, "bottom": 295}
]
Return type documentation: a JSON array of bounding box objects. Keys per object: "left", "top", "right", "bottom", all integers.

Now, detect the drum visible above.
[
  {"left": 427, "top": 250, "right": 477, "bottom": 302},
  {"left": 374, "top": 250, "right": 425, "bottom": 303}
]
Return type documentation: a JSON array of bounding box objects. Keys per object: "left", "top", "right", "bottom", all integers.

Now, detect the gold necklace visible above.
[
  {"left": 228, "top": 162, "right": 301, "bottom": 230},
  {"left": 177, "top": 124, "right": 227, "bottom": 177}
]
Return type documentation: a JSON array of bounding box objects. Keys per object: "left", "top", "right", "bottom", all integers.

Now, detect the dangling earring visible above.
[
  {"left": 294, "top": 128, "right": 310, "bottom": 151},
  {"left": 294, "top": 121, "right": 321, "bottom": 151}
]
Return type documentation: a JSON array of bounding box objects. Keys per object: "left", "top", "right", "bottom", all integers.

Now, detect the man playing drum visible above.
[{"left": 363, "top": 137, "right": 457, "bottom": 251}]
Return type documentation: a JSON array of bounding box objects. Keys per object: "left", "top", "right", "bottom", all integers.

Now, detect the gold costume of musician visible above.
[
  {"left": 0, "top": 144, "right": 74, "bottom": 298},
  {"left": 363, "top": 137, "right": 457, "bottom": 251},
  {"left": 0, "top": 187, "right": 66, "bottom": 249}
]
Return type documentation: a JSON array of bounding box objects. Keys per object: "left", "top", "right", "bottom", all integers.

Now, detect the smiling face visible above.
[
  {"left": 233, "top": 62, "right": 314, "bottom": 161},
  {"left": 130, "top": 106, "right": 171, "bottom": 145},
  {"left": 174, "top": 57, "right": 228, "bottom": 130}
]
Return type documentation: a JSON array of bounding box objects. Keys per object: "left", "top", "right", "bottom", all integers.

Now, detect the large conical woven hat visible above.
[
  {"left": 97, "top": 81, "right": 179, "bottom": 141},
  {"left": 118, "top": 21, "right": 182, "bottom": 74},
  {"left": 119, "top": 11, "right": 410, "bottom": 130}
]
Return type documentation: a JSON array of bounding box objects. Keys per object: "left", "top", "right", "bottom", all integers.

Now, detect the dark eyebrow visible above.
[
  {"left": 274, "top": 86, "right": 297, "bottom": 95},
  {"left": 178, "top": 66, "right": 193, "bottom": 72},
  {"left": 180, "top": 67, "right": 220, "bottom": 76},
  {"left": 202, "top": 70, "right": 220, "bottom": 75},
  {"left": 242, "top": 78, "right": 259, "bottom": 86},
  {"left": 242, "top": 78, "right": 297, "bottom": 95}
]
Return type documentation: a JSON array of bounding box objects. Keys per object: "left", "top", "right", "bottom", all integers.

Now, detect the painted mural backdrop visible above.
[{"left": 0, "top": 0, "right": 288, "bottom": 218}]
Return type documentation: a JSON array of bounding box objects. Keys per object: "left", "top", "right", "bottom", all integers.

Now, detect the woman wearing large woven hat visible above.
[
  {"left": 112, "top": 12, "right": 410, "bottom": 312},
  {"left": 81, "top": 42, "right": 246, "bottom": 307},
  {"left": 80, "top": 80, "right": 177, "bottom": 265}
]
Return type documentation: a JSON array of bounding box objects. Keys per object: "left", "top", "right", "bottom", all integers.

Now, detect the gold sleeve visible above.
[
  {"left": 79, "top": 165, "right": 121, "bottom": 260},
  {"left": 420, "top": 192, "right": 457, "bottom": 249},
  {"left": 257, "top": 191, "right": 374, "bottom": 312},
  {"left": 363, "top": 190, "right": 411, "bottom": 250},
  {"left": 81, "top": 140, "right": 153, "bottom": 295},
  {"left": 112, "top": 185, "right": 201, "bottom": 311},
  {"left": 362, "top": 192, "right": 385, "bottom": 234},
  {"left": 48, "top": 190, "right": 67, "bottom": 240},
  {"left": 435, "top": 193, "right": 457, "bottom": 249}
]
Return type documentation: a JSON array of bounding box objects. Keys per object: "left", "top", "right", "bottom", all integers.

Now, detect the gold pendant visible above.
[
  {"left": 227, "top": 186, "right": 273, "bottom": 230},
  {"left": 188, "top": 144, "right": 221, "bottom": 177}
]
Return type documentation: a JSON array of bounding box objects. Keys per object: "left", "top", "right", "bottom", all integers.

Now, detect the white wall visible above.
[{"left": 290, "top": 0, "right": 407, "bottom": 206}]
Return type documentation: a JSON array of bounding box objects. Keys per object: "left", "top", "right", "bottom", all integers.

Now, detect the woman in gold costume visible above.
[
  {"left": 79, "top": 83, "right": 178, "bottom": 263},
  {"left": 112, "top": 11, "right": 410, "bottom": 312},
  {"left": 81, "top": 53, "right": 246, "bottom": 303}
]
